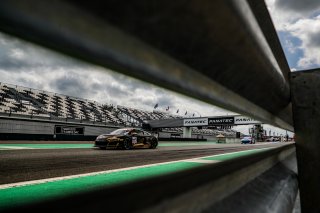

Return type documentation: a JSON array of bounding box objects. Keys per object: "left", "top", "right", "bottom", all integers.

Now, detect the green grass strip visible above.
[{"left": 0, "top": 162, "right": 199, "bottom": 210}]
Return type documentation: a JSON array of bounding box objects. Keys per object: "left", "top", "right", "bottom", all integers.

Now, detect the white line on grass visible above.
[{"left": 184, "top": 159, "right": 221, "bottom": 164}]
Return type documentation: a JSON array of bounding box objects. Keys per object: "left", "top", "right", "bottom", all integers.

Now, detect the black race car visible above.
[{"left": 94, "top": 128, "right": 158, "bottom": 150}]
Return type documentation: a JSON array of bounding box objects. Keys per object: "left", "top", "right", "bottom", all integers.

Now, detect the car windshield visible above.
[{"left": 110, "top": 129, "right": 130, "bottom": 135}]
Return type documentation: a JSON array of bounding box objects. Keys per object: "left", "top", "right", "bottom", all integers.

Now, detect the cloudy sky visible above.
[
  {"left": 0, "top": 0, "right": 319, "bottom": 135},
  {"left": 266, "top": 0, "right": 320, "bottom": 70},
  {"left": 0, "top": 33, "right": 231, "bottom": 117}
]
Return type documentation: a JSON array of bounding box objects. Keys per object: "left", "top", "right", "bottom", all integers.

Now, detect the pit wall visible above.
[
  {"left": 226, "top": 138, "right": 242, "bottom": 143},
  {"left": 0, "top": 117, "right": 238, "bottom": 142},
  {"left": 159, "top": 131, "right": 240, "bottom": 143},
  {"left": 0, "top": 117, "right": 118, "bottom": 140}
]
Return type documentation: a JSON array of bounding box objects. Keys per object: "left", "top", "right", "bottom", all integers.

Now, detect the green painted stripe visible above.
[
  {"left": 201, "top": 148, "right": 268, "bottom": 161},
  {"left": 0, "top": 144, "right": 92, "bottom": 149},
  {"left": 0, "top": 162, "right": 200, "bottom": 210}
]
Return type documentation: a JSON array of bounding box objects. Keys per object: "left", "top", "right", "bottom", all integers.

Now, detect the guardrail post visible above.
[{"left": 291, "top": 69, "right": 320, "bottom": 212}]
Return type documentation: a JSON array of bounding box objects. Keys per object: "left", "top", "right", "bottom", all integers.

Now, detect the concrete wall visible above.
[
  {"left": 83, "top": 126, "right": 117, "bottom": 136},
  {"left": 0, "top": 117, "right": 238, "bottom": 142},
  {"left": 158, "top": 131, "right": 223, "bottom": 141},
  {"left": 0, "top": 117, "right": 119, "bottom": 140},
  {"left": 226, "top": 138, "right": 241, "bottom": 143},
  {"left": 0, "top": 118, "right": 54, "bottom": 134}
]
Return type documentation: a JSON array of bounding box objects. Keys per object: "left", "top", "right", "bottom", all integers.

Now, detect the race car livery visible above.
[{"left": 94, "top": 128, "right": 158, "bottom": 150}]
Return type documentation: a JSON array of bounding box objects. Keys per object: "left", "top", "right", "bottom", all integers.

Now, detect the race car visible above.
[
  {"left": 241, "top": 136, "right": 255, "bottom": 144},
  {"left": 94, "top": 128, "right": 158, "bottom": 150}
]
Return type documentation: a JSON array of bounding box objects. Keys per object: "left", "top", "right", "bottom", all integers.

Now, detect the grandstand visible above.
[{"left": 0, "top": 82, "right": 236, "bottom": 137}]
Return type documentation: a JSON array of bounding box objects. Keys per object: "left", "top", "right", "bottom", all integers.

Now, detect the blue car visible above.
[{"left": 241, "top": 136, "right": 255, "bottom": 144}]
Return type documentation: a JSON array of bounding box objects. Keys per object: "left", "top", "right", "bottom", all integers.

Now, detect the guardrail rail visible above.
[{"left": 1, "top": 0, "right": 317, "bottom": 212}]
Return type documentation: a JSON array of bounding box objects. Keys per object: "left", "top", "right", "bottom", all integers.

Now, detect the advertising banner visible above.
[
  {"left": 55, "top": 125, "right": 84, "bottom": 134},
  {"left": 234, "top": 116, "right": 261, "bottom": 125},
  {"left": 183, "top": 118, "right": 208, "bottom": 126},
  {"left": 208, "top": 117, "right": 234, "bottom": 125}
]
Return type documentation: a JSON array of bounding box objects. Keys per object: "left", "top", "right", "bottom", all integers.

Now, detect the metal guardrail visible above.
[
  {"left": 291, "top": 69, "right": 320, "bottom": 211},
  {"left": 0, "top": 0, "right": 303, "bottom": 212}
]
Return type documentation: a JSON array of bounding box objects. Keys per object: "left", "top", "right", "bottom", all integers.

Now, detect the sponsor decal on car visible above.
[{"left": 132, "top": 137, "right": 137, "bottom": 144}]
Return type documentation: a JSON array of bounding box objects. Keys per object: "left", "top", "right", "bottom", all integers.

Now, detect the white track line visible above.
[
  {"left": 0, "top": 146, "right": 34, "bottom": 150},
  {"left": 184, "top": 159, "right": 221, "bottom": 164},
  {"left": 0, "top": 147, "right": 272, "bottom": 190}
]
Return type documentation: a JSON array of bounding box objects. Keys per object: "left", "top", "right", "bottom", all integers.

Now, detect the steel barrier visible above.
[{"left": 1, "top": 0, "right": 316, "bottom": 212}]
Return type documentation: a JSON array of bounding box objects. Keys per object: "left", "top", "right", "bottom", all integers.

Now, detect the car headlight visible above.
[{"left": 96, "top": 135, "right": 107, "bottom": 140}]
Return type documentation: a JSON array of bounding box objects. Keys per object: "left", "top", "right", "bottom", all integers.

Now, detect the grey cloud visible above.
[
  {"left": 125, "top": 91, "right": 175, "bottom": 110},
  {"left": 0, "top": 32, "right": 90, "bottom": 71},
  {"left": 116, "top": 75, "right": 153, "bottom": 92},
  {"left": 132, "top": 81, "right": 157, "bottom": 92},
  {"left": 85, "top": 74, "right": 132, "bottom": 100},
  {"left": 276, "top": 0, "right": 320, "bottom": 13},
  {"left": 97, "top": 70, "right": 142, "bottom": 93},
  {"left": 103, "top": 84, "right": 130, "bottom": 99},
  {"left": 127, "top": 97, "right": 152, "bottom": 107},
  {"left": 99, "top": 70, "right": 161, "bottom": 99},
  {"left": 155, "top": 94, "right": 176, "bottom": 109},
  {"left": 50, "top": 74, "right": 90, "bottom": 98},
  {"left": 16, "top": 77, "right": 46, "bottom": 90},
  {"left": 91, "top": 82, "right": 104, "bottom": 91},
  {"left": 0, "top": 58, "right": 27, "bottom": 71},
  {"left": 105, "top": 69, "right": 158, "bottom": 93},
  {"left": 308, "top": 31, "right": 320, "bottom": 47},
  {"left": 140, "top": 99, "right": 155, "bottom": 107}
]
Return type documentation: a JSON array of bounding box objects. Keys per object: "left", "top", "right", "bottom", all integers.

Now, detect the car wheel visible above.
[
  {"left": 141, "top": 138, "right": 146, "bottom": 144},
  {"left": 123, "top": 138, "right": 132, "bottom": 150},
  {"left": 99, "top": 147, "right": 107, "bottom": 150},
  {"left": 150, "top": 138, "right": 158, "bottom": 149}
]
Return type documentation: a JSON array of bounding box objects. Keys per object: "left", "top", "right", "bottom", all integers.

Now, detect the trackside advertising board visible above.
[
  {"left": 208, "top": 117, "right": 234, "bottom": 125},
  {"left": 234, "top": 116, "right": 261, "bottom": 125},
  {"left": 183, "top": 116, "right": 261, "bottom": 127},
  {"left": 183, "top": 118, "right": 208, "bottom": 126}
]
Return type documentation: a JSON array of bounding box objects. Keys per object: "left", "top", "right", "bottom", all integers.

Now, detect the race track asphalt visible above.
[{"left": 0, "top": 141, "right": 288, "bottom": 184}]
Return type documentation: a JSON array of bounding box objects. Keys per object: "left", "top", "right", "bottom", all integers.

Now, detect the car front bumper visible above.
[{"left": 94, "top": 140, "right": 121, "bottom": 148}]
